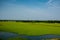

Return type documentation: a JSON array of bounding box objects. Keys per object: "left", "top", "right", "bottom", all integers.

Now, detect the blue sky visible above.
[{"left": 0, "top": 0, "right": 60, "bottom": 20}]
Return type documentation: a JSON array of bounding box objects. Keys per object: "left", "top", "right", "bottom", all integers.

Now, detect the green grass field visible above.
[{"left": 0, "top": 22, "right": 60, "bottom": 36}]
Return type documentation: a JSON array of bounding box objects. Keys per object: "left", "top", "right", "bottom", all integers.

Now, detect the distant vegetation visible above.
[{"left": 0, "top": 20, "right": 60, "bottom": 23}]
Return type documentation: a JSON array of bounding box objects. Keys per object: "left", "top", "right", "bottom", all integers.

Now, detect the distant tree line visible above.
[{"left": 0, "top": 20, "right": 60, "bottom": 23}]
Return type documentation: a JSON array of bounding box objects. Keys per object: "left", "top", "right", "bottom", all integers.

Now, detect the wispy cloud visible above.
[
  {"left": 47, "top": 0, "right": 53, "bottom": 4},
  {"left": 47, "top": 0, "right": 60, "bottom": 8}
]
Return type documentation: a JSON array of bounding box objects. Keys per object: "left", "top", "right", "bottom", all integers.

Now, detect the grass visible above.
[{"left": 0, "top": 22, "right": 60, "bottom": 36}]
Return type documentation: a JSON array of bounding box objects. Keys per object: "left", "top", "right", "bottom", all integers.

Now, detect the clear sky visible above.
[{"left": 0, "top": 0, "right": 60, "bottom": 20}]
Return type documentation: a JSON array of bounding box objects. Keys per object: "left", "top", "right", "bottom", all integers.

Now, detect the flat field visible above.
[{"left": 0, "top": 22, "right": 60, "bottom": 36}]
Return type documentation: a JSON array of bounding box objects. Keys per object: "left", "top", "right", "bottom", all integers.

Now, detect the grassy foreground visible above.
[{"left": 0, "top": 22, "right": 60, "bottom": 36}]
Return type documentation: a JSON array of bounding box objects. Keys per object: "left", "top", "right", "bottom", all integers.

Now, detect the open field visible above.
[{"left": 0, "top": 22, "right": 60, "bottom": 36}]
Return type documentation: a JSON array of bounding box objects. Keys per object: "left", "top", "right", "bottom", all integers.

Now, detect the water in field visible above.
[{"left": 0, "top": 32, "right": 60, "bottom": 40}]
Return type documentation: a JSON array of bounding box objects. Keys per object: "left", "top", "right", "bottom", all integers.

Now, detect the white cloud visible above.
[{"left": 47, "top": 0, "right": 53, "bottom": 4}]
